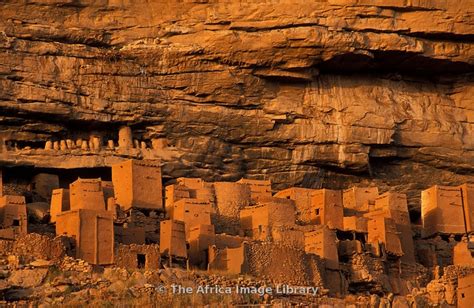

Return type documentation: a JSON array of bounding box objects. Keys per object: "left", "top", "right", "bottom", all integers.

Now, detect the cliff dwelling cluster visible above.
[
  {"left": 0, "top": 0, "right": 472, "bottom": 305},
  {"left": 0, "top": 160, "right": 473, "bottom": 306}
]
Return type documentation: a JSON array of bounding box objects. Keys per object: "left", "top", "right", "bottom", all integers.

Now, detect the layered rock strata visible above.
[{"left": 0, "top": 0, "right": 473, "bottom": 211}]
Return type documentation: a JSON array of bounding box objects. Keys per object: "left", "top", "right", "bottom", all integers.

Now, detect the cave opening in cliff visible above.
[
  {"left": 318, "top": 51, "right": 474, "bottom": 77},
  {"left": 53, "top": 167, "right": 112, "bottom": 187},
  {"left": 61, "top": 120, "right": 120, "bottom": 140},
  {"left": 14, "top": 140, "right": 47, "bottom": 150}
]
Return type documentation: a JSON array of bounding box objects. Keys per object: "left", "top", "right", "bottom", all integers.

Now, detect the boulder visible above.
[
  {"left": 26, "top": 202, "right": 50, "bottom": 222},
  {"left": 8, "top": 269, "right": 48, "bottom": 288}
]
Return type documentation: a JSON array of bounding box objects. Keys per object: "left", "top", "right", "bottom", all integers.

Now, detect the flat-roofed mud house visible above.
[
  {"left": 421, "top": 185, "right": 465, "bottom": 237},
  {"left": 112, "top": 160, "right": 163, "bottom": 211},
  {"left": 56, "top": 209, "right": 114, "bottom": 265},
  {"left": 55, "top": 178, "right": 114, "bottom": 265},
  {"left": 0, "top": 195, "right": 27, "bottom": 239},
  {"left": 343, "top": 187, "right": 379, "bottom": 215}
]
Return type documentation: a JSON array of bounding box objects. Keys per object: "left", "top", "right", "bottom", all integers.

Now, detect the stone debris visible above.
[
  {"left": 8, "top": 268, "right": 48, "bottom": 288},
  {"left": 59, "top": 256, "right": 93, "bottom": 273}
]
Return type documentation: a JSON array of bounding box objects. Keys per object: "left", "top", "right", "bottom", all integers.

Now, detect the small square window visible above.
[{"left": 315, "top": 209, "right": 320, "bottom": 215}]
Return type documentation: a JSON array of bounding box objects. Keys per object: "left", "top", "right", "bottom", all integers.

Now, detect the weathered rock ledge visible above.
[{"left": 0, "top": 0, "right": 473, "bottom": 210}]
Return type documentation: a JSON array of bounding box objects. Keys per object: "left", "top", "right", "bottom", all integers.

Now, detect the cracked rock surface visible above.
[{"left": 0, "top": 0, "right": 473, "bottom": 211}]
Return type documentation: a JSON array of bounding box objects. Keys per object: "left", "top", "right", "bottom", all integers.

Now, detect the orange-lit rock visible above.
[{"left": 0, "top": 0, "right": 472, "bottom": 305}]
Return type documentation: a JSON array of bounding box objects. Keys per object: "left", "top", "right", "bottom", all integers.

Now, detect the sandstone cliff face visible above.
[{"left": 0, "top": 0, "right": 473, "bottom": 210}]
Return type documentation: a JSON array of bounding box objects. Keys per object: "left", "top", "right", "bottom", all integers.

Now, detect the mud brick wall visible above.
[{"left": 115, "top": 244, "right": 161, "bottom": 270}]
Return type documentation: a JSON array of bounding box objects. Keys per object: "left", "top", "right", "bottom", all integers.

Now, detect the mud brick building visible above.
[
  {"left": 240, "top": 198, "right": 296, "bottom": 238},
  {"left": 366, "top": 192, "right": 415, "bottom": 263},
  {"left": 176, "top": 178, "right": 214, "bottom": 204},
  {"left": 70, "top": 178, "right": 106, "bottom": 211},
  {"left": 101, "top": 181, "right": 115, "bottom": 204},
  {"left": 165, "top": 177, "right": 215, "bottom": 219},
  {"left": 208, "top": 243, "right": 247, "bottom": 274},
  {"left": 367, "top": 216, "right": 403, "bottom": 257},
  {"left": 396, "top": 223, "right": 416, "bottom": 263},
  {"left": 421, "top": 185, "right": 465, "bottom": 237},
  {"left": 208, "top": 232, "right": 249, "bottom": 272},
  {"left": 159, "top": 220, "right": 187, "bottom": 259},
  {"left": 214, "top": 233, "right": 247, "bottom": 250},
  {"left": 0, "top": 171, "right": 27, "bottom": 238},
  {"left": 114, "top": 225, "right": 146, "bottom": 245},
  {"left": 164, "top": 184, "right": 191, "bottom": 217},
  {"left": 458, "top": 273, "right": 474, "bottom": 308},
  {"left": 339, "top": 239, "right": 364, "bottom": 258},
  {"left": 304, "top": 226, "right": 339, "bottom": 270},
  {"left": 112, "top": 160, "right": 163, "bottom": 211},
  {"left": 2, "top": 158, "right": 474, "bottom": 306},
  {"left": 343, "top": 216, "right": 368, "bottom": 233},
  {"left": 236, "top": 178, "right": 272, "bottom": 202},
  {"left": 373, "top": 192, "right": 410, "bottom": 225},
  {"left": 0, "top": 195, "right": 27, "bottom": 238},
  {"left": 213, "top": 182, "right": 252, "bottom": 234},
  {"left": 56, "top": 209, "right": 114, "bottom": 265},
  {"left": 310, "top": 189, "right": 344, "bottom": 229},
  {"left": 270, "top": 227, "right": 305, "bottom": 248},
  {"left": 453, "top": 240, "right": 474, "bottom": 266},
  {"left": 274, "top": 187, "right": 316, "bottom": 225},
  {"left": 115, "top": 244, "right": 160, "bottom": 270},
  {"left": 50, "top": 189, "right": 70, "bottom": 223},
  {"left": 460, "top": 183, "right": 474, "bottom": 233},
  {"left": 118, "top": 126, "right": 133, "bottom": 149},
  {"left": 53, "top": 177, "right": 115, "bottom": 265},
  {"left": 343, "top": 187, "right": 379, "bottom": 215},
  {"left": 245, "top": 242, "right": 325, "bottom": 286},
  {"left": 187, "top": 224, "right": 215, "bottom": 267},
  {"left": 171, "top": 198, "right": 212, "bottom": 235}
]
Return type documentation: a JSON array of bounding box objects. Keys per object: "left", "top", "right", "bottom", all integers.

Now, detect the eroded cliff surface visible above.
[{"left": 0, "top": 0, "right": 473, "bottom": 210}]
